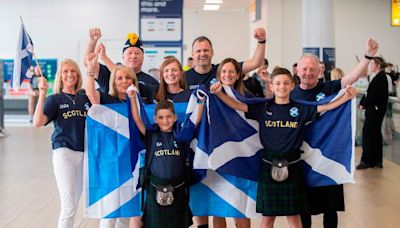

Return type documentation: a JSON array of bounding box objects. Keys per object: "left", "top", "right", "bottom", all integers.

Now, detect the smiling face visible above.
[
  {"left": 114, "top": 69, "right": 133, "bottom": 95},
  {"left": 162, "top": 61, "right": 183, "bottom": 86},
  {"left": 61, "top": 63, "right": 79, "bottom": 90},
  {"left": 270, "top": 74, "right": 295, "bottom": 100},
  {"left": 123, "top": 46, "right": 144, "bottom": 72},
  {"left": 192, "top": 40, "right": 214, "bottom": 68},
  {"left": 219, "top": 62, "right": 239, "bottom": 87},
  {"left": 297, "top": 56, "right": 320, "bottom": 89},
  {"left": 154, "top": 108, "right": 177, "bottom": 132}
]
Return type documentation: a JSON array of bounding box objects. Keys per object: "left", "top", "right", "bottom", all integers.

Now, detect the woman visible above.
[
  {"left": 212, "top": 58, "right": 252, "bottom": 228},
  {"left": 33, "top": 59, "right": 91, "bottom": 228},
  {"left": 357, "top": 57, "right": 389, "bottom": 169},
  {"left": 330, "top": 67, "right": 345, "bottom": 81},
  {"left": 155, "top": 57, "right": 192, "bottom": 103},
  {"left": 85, "top": 53, "right": 141, "bottom": 228}
]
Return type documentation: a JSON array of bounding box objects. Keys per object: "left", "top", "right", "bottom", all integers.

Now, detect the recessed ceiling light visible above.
[
  {"left": 206, "top": 0, "right": 223, "bottom": 3},
  {"left": 203, "top": 4, "right": 220, "bottom": 11}
]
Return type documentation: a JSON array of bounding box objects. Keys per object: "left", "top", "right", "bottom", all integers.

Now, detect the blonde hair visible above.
[
  {"left": 53, "top": 59, "right": 83, "bottom": 94},
  {"left": 109, "top": 64, "right": 138, "bottom": 97},
  {"left": 330, "top": 67, "right": 345, "bottom": 80}
]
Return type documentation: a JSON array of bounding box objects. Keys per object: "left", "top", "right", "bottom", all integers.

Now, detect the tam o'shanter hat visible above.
[{"left": 123, "top": 33, "right": 143, "bottom": 53}]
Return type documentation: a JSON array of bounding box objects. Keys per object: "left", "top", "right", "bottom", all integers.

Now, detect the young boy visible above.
[
  {"left": 210, "top": 67, "right": 356, "bottom": 228},
  {"left": 128, "top": 87, "right": 204, "bottom": 228}
]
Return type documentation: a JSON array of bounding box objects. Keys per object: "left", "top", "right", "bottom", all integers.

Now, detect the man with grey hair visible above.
[{"left": 290, "top": 38, "right": 379, "bottom": 228}]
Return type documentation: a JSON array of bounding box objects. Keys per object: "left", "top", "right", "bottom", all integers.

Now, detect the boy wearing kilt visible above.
[
  {"left": 128, "top": 87, "right": 205, "bottom": 228},
  {"left": 210, "top": 68, "right": 356, "bottom": 228}
]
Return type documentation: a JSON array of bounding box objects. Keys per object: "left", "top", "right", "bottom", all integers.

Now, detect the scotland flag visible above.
[
  {"left": 84, "top": 103, "right": 142, "bottom": 218},
  {"left": 189, "top": 86, "right": 355, "bottom": 218},
  {"left": 12, "top": 23, "right": 34, "bottom": 89}
]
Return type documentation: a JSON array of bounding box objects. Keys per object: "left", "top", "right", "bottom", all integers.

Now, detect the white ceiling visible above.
[{"left": 184, "top": 0, "right": 249, "bottom": 11}]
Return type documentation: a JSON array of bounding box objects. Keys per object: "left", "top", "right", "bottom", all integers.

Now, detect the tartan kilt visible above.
[
  {"left": 256, "top": 153, "right": 309, "bottom": 216},
  {"left": 142, "top": 175, "right": 193, "bottom": 228}
]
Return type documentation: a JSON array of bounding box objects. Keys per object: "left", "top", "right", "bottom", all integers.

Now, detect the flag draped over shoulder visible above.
[
  {"left": 12, "top": 23, "right": 34, "bottom": 89},
  {"left": 189, "top": 86, "right": 355, "bottom": 218}
]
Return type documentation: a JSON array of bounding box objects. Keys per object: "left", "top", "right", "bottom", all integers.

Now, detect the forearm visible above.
[
  {"left": 129, "top": 96, "right": 146, "bottom": 135},
  {"left": 101, "top": 54, "right": 116, "bottom": 72},
  {"left": 242, "top": 42, "right": 266, "bottom": 74},
  {"left": 317, "top": 95, "right": 349, "bottom": 113},
  {"left": 85, "top": 76, "right": 100, "bottom": 104},
  {"left": 83, "top": 40, "right": 98, "bottom": 67},
  {"left": 33, "top": 93, "right": 49, "bottom": 127},
  {"left": 215, "top": 92, "right": 248, "bottom": 112},
  {"left": 341, "top": 57, "right": 370, "bottom": 87}
]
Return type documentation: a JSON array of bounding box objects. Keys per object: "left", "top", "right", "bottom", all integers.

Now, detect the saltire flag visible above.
[
  {"left": 189, "top": 86, "right": 355, "bottom": 218},
  {"left": 84, "top": 103, "right": 142, "bottom": 218},
  {"left": 12, "top": 23, "right": 34, "bottom": 88},
  {"left": 84, "top": 91, "right": 203, "bottom": 218}
]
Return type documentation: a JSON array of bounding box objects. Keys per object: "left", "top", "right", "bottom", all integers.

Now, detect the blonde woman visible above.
[
  {"left": 33, "top": 59, "right": 91, "bottom": 228},
  {"left": 330, "top": 68, "right": 345, "bottom": 81}
]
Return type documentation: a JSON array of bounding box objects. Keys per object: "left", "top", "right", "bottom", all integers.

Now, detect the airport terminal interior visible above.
[{"left": 1, "top": 0, "right": 400, "bottom": 227}]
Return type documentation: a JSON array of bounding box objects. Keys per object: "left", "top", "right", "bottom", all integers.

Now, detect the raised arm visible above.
[
  {"left": 127, "top": 86, "right": 146, "bottom": 135},
  {"left": 317, "top": 85, "right": 356, "bottom": 113},
  {"left": 210, "top": 82, "right": 248, "bottom": 112},
  {"left": 83, "top": 28, "right": 101, "bottom": 78},
  {"left": 195, "top": 93, "right": 206, "bottom": 127},
  {"left": 85, "top": 53, "right": 101, "bottom": 104},
  {"left": 33, "top": 77, "right": 49, "bottom": 127},
  {"left": 96, "top": 42, "right": 116, "bottom": 72},
  {"left": 341, "top": 38, "right": 379, "bottom": 87},
  {"left": 241, "top": 28, "right": 266, "bottom": 74}
]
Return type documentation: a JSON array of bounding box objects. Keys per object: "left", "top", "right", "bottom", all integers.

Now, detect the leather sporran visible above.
[
  {"left": 270, "top": 159, "right": 289, "bottom": 182},
  {"left": 155, "top": 185, "right": 174, "bottom": 206}
]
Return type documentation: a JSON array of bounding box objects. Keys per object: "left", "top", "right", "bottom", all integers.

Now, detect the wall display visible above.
[
  {"left": 392, "top": 0, "right": 400, "bottom": 26},
  {"left": 2, "top": 59, "right": 57, "bottom": 97}
]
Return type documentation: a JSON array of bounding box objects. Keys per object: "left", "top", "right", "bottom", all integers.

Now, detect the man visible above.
[
  {"left": 182, "top": 57, "right": 194, "bottom": 71},
  {"left": 291, "top": 38, "right": 379, "bottom": 228},
  {"left": 185, "top": 28, "right": 266, "bottom": 91},
  {"left": 292, "top": 63, "right": 300, "bottom": 86},
  {"left": 84, "top": 28, "right": 158, "bottom": 103}
]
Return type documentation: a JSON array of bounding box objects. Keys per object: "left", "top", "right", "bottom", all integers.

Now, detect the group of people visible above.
[{"left": 31, "top": 26, "right": 383, "bottom": 228}]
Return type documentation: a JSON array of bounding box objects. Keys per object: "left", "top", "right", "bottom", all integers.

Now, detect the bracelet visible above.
[
  {"left": 364, "top": 54, "right": 374, "bottom": 60},
  {"left": 197, "top": 99, "right": 205, "bottom": 105},
  {"left": 258, "top": 40, "right": 266, "bottom": 44},
  {"left": 87, "top": 72, "right": 95, "bottom": 77}
]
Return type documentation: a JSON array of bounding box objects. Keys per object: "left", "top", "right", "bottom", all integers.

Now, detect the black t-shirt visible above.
[
  {"left": 243, "top": 76, "right": 264, "bottom": 98},
  {"left": 165, "top": 90, "right": 192, "bottom": 103},
  {"left": 43, "top": 91, "right": 91, "bottom": 151},
  {"left": 144, "top": 129, "right": 188, "bottom": 179},
  {"left": 246, "top": 100, "right": 317, "bottom": 153},
  {"left": 97, "top": 63, "right": 158, "bottom": 104},
  {"left": 185, "top": 62, "right": 244, "bottom": 91},
  {"left": 290, "top": 80, "right": 341, "bottom": 102},
  {"left": 99, "top": 91, "right": 126, "bottom": 104}
]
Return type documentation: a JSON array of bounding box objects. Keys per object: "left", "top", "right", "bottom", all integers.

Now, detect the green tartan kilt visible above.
[
  {"left": 142, "top": 175, "right": 193, "bottom": 228},
  {"left": 256, "top": 153, "right": 309, "bottom": 216}
]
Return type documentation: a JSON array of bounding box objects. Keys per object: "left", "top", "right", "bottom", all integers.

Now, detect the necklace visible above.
[{"left": 63, "top": 92, "right": 78, "bottom": 105}]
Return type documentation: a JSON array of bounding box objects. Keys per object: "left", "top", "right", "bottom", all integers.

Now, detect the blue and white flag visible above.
[
  {"left": 189, "top": 86, "right": 355, "bottom": 218},
  {"left": 12, "top": 23, "right": 34, "bottom": 89},
  {"left": 84, "top": 103, "right": 142, "bottom": 218}
]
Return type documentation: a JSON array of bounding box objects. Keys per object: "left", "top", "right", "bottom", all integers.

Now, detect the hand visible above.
[
  {"left": 366, "top": 38, "right": 378, "bottom": 57},
  {"left": 126, "top": 84, "right": 139, "bottom": 97},
  {"left": 38, "top": 77, "right": 48, "bottom": 94},
  {"left": 210, "top": 81, "right": 222, "bottom": 94},
  {"left": 95, "top": 42, "right": 106, "bottom": 59},
  {"left": 85, "top": 53, "right": 98, "bottom": 72},
  {"left": 254, "top": 28, "right": 266, "bottom": 42},
  {"left": 358, "top": 105, "right": 365, "bottom": 110},
  {"left": 344, "top": 85, "right": 357, "bottom": 99},
  {"left": 89, "top": 28, "right": 101, "bottom": 42}
]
